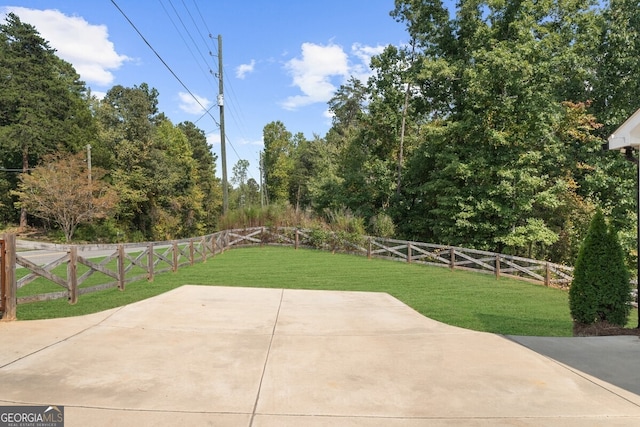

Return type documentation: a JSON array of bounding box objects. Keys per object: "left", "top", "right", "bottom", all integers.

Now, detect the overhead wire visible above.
[
  {"left": 223, "top": 67, "right": 252, "bottom": 143},
  {"left": 192, "top": 0, "right": 217, "bottom": 50},
  {"left": 110, "top": 0, "right": 219, "bottom": 129},
  {"left": 158, "top": 0, "right": 217, "bottom": 94},
  {"left": 111, "top": 0, "right": 258, "bottom": 182},
  {"left": 166, "top": 0, "right": 217, "bottom": 79},
  {"left": 186, "top": 0, "right": 258, "bottom": 181},
  {"left": 180, "top": 0, "right": 215, "bottom": 58}
]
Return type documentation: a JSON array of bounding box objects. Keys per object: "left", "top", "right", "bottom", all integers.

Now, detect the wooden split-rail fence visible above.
[{"left": 1, "top": 227, "right": 576, "bottom": 321}]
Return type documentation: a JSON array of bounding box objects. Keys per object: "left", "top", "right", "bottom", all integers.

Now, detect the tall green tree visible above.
[
  {"left": 94, "top": 85, "right": 218, "bottom": 239},
  {"left": 390, "top": 0, "right": 610, "bottom": 260},
  {"left": 0, "top": 13, "right": 95, "bottom": 228},
  {"left": 150, "top": 118, "right": 206, "bottom": 239},
  {"left": 178, "top": 121, "right": 222, "bottom": 230},
  {"left": 94, "top": 83, "right": 159, "bottom": 237},
  {"left": 319, "top": 76, "right": 400, "bottom": 220},
  {"left": 230, "top": 159, "right": 251, "bottom": 209},
  {"left": 591, "top": 0, "right": 640, "bottom": 135},
  {"left": 262, "top": 121, "right": 294, "bottom": 204},
  {"left": 304, "top": 134, "right": 344, "bottom": 214}
]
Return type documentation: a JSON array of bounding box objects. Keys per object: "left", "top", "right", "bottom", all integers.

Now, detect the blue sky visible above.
[{"left": 0, "top": 1, "right": 430, "bottom": 181}]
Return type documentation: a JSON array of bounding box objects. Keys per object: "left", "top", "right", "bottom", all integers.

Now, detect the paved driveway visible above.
[
  {"left": 507, "top": 334, "right": 640, "bottom": 396},
  {"left": 1, "top": 285, "right": 640, "bottom": 426}
]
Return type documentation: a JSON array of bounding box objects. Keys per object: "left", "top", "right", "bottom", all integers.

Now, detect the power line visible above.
[
  {"left": 179, "top": 0, "right": 214, "bottom": 56},
  {"left": 158, "top": 0, "right": 217, "bottom": 94},
  {"left": 224, "top": 67, "right": 252, "bottom": 142},
  {"left": 111, "top": 0, "right": 257, "bottom": 185},
  {"left": 110, "top": 0, "right": 220, "bottom": 128},
  {"left": 164, "top": 1, "right": 257, "bottom": 183},
  {"left": 192, "top": 0, "right": 218, "bottom": 53},
  {"left": 194, "top": 103, "right": 217, "bottom": 124},
  {"left": 165, "top": 0, "right": 217, "bottom": 77}
]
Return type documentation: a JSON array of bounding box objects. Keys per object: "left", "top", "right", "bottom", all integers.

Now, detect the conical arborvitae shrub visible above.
[{"left": 569, "top": 209, "right": 631, "bottom": 327}]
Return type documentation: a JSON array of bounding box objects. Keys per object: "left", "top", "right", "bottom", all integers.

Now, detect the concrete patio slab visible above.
[{"left": 1, "top": 285, "right": 640, "bottom": 426}]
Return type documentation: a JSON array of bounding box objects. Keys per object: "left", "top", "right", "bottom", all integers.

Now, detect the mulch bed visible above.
[{"left": 573, "top": 321, "right": 640, "bottom": 337}]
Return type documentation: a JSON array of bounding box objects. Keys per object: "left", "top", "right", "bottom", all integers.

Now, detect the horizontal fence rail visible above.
[{"left": 0, "top": 227, "right": 583, "bottom": 321}]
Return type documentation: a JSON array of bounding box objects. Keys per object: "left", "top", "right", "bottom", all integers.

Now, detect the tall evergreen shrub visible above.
[{"left": 569, "top": 209, "right": 631, "bottom": 326}]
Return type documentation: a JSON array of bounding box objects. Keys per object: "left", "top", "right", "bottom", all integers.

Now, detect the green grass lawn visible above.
[{"left": 13, "top": 245, "right": 595, "bottom": 336}]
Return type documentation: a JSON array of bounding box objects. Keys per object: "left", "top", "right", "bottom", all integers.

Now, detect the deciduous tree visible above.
[{"left": 13, "top": 152, "right": 118, "bottom": 241}]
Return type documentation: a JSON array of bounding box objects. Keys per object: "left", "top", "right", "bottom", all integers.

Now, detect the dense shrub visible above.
[
  {"left": 74, "top": 219, "right": 126, "bottom": 243},
  {"left": 218, "top": 203, "right": 322, "bottom": 230},
  {"left": 569, "top": 209, "right": 632, "bottom": 327},
  {"left": 324, "top": 207, "right": 365, "bottom": 235},
  {"left": 369, "top": 213, "right": 395, "bottom": 238}
]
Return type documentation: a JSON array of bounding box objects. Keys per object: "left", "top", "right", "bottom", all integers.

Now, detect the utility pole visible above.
[{"left": 218, "top": 34, "right": 228, "bottom": 213}]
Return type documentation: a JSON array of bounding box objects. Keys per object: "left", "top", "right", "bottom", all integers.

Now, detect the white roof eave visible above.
[{"left": 608, "top": 108, "right": 640, "bottom": 150}]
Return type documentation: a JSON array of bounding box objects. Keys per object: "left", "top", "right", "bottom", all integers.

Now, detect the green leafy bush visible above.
[
  {"left": 307, "top": 228, "right": 330, "bottom": 249},
  {"left": 369, "top": 213, "right": 396, "bottom": 238},
  {"left": 569, "top": 209, "right": 632, "bottom": 327}
]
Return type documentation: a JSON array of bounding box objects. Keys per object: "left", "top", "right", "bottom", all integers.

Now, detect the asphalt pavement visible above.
[{"left": 507, "top": 334, "right": 640, "bottom": 396}]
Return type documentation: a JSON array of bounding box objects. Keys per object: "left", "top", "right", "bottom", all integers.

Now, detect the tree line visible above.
[
  {"left": 2, "top": 1, "right": 640, "bottom": 270},
  {"left": 259, "top": 0, "right": 640, "bottom": 267},
  {"left": 0, "top": 13, "right": 222, "bottom": 242}
]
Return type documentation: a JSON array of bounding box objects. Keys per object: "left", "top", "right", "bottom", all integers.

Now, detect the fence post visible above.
[
  {"left": 172, "top": 241, "right": 179, "bottom": 272},
  {"left": 449, "top": 248, "right": 455, "bottom": 270},
  {"left": 189, "top": 239, "right": 195, "bottom": 266},
  {"left": 407, "top": 243, "right": 412, "bottom": 263},
  {"left": 495, "top": 254, "right": 501, "bottom": 280},
  {"left": 0, "top": 237, "right": 5, "bottom": 315},
  {"left": 201, "top": 237, "right": 206, "bottom": 263},
  {"left": 545, "top": 262, "right": 551, "bottom": 287},
  {"left": 1, "top": 234, "right": 16, "bottom": 321},
  {"left": 295, "top": 229, "right": 299, "bottom": 250},
  {"left": 117, "top": 244, "right": 126, "bottom": 291},
  {"left": 148, "top": 243, "right": 154, "bottom": 282},
  {"left": 67, "top": 247, "right": 78, "bottom": 304},
  {"left": 367, "top": 237, "right": 372, "bottom": 259}
]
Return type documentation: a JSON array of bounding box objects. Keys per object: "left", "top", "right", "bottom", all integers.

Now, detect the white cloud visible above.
[
  {"left": 90, "top": 90, "right": 107, "bottom": 100},
  {"left": 322, "top": 109, "right": 334, "bottom": 127},
  {"left": 236, "top": 59, "right": 256, "bottom": 79},
  {"left": 282, "top": 42, "right": 349, "bottom": 110},
  {"left": 238, "top": 137, "right": 264, "bottom": 147},
  {"left": 351, "top": 43, "right": 386, "bottom": 81},
  {"left": 2, "top": 7, "right": 129, "bottom": 86},
  {"left": 178, "top": 92, "right": 212, "bottom": 115},
  {"left": 281, "top": 41, "right": 386, "bottom": 111},
  {"left": 206, "top": 132, "right": 220, "bottom": 146}
]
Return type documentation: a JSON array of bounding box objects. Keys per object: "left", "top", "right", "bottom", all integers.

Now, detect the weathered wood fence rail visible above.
[{"left": 1, "top": 227, "right": 576, "bottom": 321}]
